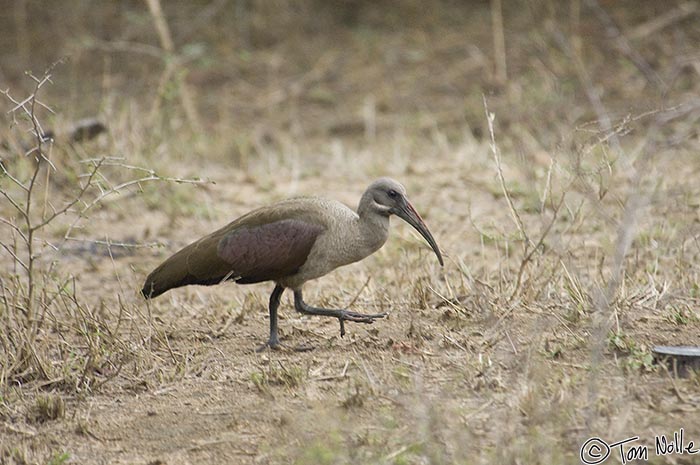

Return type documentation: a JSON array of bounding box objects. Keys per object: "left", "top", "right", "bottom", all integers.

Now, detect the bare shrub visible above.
[{"left": 0, "top": 63, "right": 205, "bottom": 394}]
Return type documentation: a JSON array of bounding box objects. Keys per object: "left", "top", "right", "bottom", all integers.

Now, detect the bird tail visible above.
[
  {"left": 141, "top": 245, "right": 195, "bottom": 299},
  {"left": 141, "top": 235, "right": 231, "bottom": 299}
]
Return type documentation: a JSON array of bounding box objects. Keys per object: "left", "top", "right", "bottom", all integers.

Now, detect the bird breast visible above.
[{"left": 279, "top": 199, "right": 390, "bottom": 288}]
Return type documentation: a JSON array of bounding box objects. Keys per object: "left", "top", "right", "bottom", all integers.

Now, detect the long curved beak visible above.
[{"left": 393, "top": 198, "right": 444, "bottom": 266}]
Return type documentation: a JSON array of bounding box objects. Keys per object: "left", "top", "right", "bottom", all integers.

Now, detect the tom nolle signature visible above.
[{"left": 580, "top": 428, "right": 698, "bottom": 464}]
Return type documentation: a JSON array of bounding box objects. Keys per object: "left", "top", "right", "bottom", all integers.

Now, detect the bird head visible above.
[{"left": 365, "top": 178, "right": 444, "bottom": 266}]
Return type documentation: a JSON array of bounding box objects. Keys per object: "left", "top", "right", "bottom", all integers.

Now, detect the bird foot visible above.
[
  {"left": 256, "top": 339, "right": 282, "bottom": 352},
  {"left": 256, "top": 339, "right": 315, "bottom": 352},
  {"left": 337, "top": 310, "right": 388, "bottom": 337}
]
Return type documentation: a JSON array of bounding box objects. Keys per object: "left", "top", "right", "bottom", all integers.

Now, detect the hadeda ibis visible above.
[{"left": 142, "top": 178, "right": 443, "bottom": 350}]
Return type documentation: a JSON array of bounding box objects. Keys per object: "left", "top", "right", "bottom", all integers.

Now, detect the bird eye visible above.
[{"left": 387, "top": 189, "right": 398, "bottom": 198}]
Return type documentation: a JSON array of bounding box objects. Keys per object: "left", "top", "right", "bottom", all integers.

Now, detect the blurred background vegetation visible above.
[{"left": 2, "top": 0, "right": 697, "bottom": 154}]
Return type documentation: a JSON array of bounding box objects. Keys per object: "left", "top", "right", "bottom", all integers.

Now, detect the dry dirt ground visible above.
[{"left": 1, "top": 1, "right": 700, "bottom": 464}]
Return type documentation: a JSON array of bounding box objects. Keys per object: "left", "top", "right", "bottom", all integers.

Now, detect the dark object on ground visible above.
[
  {"left": 652, "top": 345, "right": 700, "bottom": 376},
  {"left": 69, "top": 118, "right": 107, "bottom": 142}
]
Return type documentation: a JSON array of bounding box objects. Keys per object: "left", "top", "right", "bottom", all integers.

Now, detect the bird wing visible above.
[
  {"left": 216, "top": 218, "right": 324, "bottom": 284},
  {"left": 142, "top": 203, "right": 326, "bottom": 297}
]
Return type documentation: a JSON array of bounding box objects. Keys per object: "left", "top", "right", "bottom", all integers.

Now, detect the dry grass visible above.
[{"left": 2, "top": 1, "right": 700, "bottom": 464}]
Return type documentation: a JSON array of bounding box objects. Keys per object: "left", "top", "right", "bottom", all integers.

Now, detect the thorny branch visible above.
[{"left": 0, "top": 63, "right": 210, "bottom": 385}]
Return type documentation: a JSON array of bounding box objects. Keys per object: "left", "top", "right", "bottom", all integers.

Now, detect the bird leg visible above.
[
  {"left": 257, "top": 284, "right": 285, "bottom": 351},
  {"left": 257, "top": 285, "right": 314, "bottom": 352},
  {"left": 293, "top": 289, "right": 387, "bottom": 337}
]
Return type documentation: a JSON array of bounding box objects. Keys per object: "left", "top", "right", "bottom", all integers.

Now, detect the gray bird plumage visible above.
[{"left": 142, "top": 178, "right": 443, "bottom": 349}]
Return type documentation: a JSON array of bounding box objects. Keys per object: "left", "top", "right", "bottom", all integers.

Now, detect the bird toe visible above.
[
  {"left": 256, "top": 339, "right": 315, "bottom": 352},
  {"left": 256, "top": 338, "right": 283, "bottom": 352},
  {"left": 340, "top": 310, "right": 387, "bottom": 323}
]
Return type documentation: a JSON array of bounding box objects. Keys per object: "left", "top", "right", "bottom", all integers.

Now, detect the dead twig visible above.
[
  {"left": 145, "top": 0, "right": 202, "bottom": 130},
  {"left": 483, "top": 96, "right": 532, "bottom": 249},
  {"left": 490, "top": 0, "right": 507, "bottom": 84},
  {"left": 584, "top": 0, "right": 665, "bottom": 90},
  {"left": 629, "top": 2, "right": 698, "bottom": 40},
  {"left": 510, "top": 193, "right": 566, "bottom": 300},
  {"left": 345, "top": 275, "right": 371, "bottom": 309}
]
